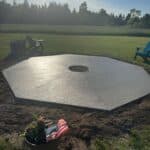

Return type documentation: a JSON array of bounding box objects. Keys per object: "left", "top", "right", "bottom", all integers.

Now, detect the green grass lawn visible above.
[
  {"left": 0, "top": 33, "right": 149, "bottom": 66},
  {"left": 1, "top": 24, "right": 150, "bottom": 37}
]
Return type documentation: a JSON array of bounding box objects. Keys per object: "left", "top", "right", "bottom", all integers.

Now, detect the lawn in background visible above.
[
  {"left": 1, "top": 24, "right": 150, "bottom": 36},
  {"left": 0, "top": 33, "right": 149, "bottom": 65}
]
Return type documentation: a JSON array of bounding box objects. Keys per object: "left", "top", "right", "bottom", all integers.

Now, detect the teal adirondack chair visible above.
[{"left": 134, "top": 42, "right": 150, "bottom": 62}]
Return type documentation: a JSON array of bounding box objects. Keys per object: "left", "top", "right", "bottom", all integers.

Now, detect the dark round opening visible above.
[{"left": 69, "top": 65, "right": 89, "bottom": 72}]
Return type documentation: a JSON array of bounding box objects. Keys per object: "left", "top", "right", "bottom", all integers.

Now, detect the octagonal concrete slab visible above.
[{"left": 2, "top": 54, "right": 150, "bottom": 111}]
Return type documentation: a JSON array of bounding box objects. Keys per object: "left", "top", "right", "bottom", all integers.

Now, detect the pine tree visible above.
[
  {"left": 24, "top": 0, "right": 29, "bottom": 7},
  {"left": 13, "top": 0, "right": 16, "bottom": 6},
  {"left": 79, "top": 2, "right": 87, "bottom": 14}
]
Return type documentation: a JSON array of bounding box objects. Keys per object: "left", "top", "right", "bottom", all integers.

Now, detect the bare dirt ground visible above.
[{"left": 0, "top": 55, "right": 150, "bottom": 150}]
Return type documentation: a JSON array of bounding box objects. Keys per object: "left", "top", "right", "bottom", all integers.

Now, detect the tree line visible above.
[{"left": 0, "top": 0, "right": 150, "bottom": 28}]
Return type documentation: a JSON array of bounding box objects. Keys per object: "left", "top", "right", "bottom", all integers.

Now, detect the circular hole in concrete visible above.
[{"left": 69, "top": 65, "right": 89, "bottom": 72}]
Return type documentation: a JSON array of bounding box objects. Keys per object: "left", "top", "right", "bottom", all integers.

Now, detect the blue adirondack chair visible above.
[{"left": 134, "top": 42, "right": 150, "bottom": 62}]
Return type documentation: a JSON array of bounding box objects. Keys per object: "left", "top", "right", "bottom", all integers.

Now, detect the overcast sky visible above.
[{"left": 5, "top": 0, "right": 150, "bottom": 15}]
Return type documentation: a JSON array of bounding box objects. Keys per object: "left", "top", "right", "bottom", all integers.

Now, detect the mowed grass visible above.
[
  {"left": 1, "top": 24, "right": 150, "bottom": 37},
  {"left": 0, "top": 33, "right": 149, "bottom": 63}
]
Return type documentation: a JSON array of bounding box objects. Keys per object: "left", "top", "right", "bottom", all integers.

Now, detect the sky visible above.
[{"left": 5, "top": 0, "right": 150, "bottom": 15}]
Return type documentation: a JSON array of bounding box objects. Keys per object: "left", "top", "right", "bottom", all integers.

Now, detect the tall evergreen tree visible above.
[
  {"left": 24, "top": 0, "right": 29, "bottom": 7},
  {"left": 13, "top": 0, "right": 16, "bottom": 6},
  {"left": 79, "top": 2, "right": 88, "bottom": 14},
  {"left": 0, "top": 1, "right": 149, "bottom": 28}
]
